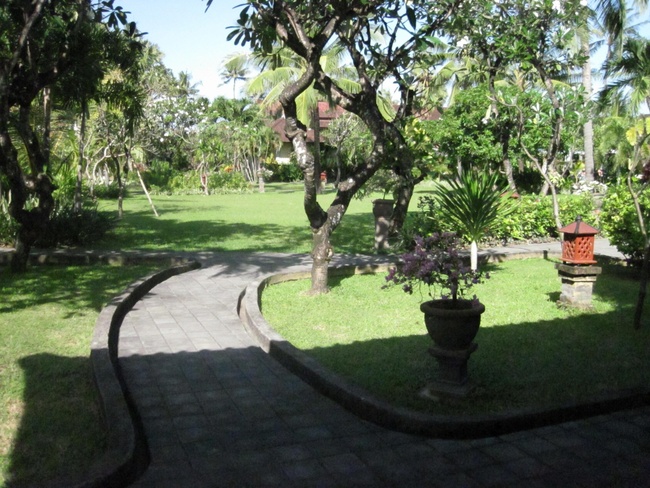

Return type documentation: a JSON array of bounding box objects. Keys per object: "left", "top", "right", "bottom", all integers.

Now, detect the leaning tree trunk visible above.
[
  {"left": 582, "top": 36, "right": 595, "bottom": 183},
  {"left": 312, "top": 106, "right": 323, "bottom": 194},
  {"left": 73, "top": 101, "right": 87, "bottom": 214},
  {"left": 10, "top": 174, "right": 56, "bottom": 272},
  {"left": 628, "top": 173, "right": 649, "bottom": 329}
]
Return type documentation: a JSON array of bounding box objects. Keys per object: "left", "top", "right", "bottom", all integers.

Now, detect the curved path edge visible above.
[
  {"left": 49, "top": 260, "right": 201, "bottom": 488},
  {"left": 239, "top": 251, "right": 650, "bottom": 440}
]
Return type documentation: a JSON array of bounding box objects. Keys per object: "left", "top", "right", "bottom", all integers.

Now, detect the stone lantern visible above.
[{"left": 554, "top": 216, "right": 602, "bottom": 309}]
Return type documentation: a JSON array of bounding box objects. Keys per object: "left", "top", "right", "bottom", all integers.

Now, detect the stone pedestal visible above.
[
  {"left": 372, "top": 199, "right": 394, "bottom": 251},
  {"left": 555, "top": 263, "right": 602, "bottom": 309},
  {"left": 421, "top": 343, "right": 478, "bottom": 399}
]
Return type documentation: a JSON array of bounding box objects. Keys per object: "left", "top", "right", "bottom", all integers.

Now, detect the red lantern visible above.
[{"left": 559, "top": 216, "right": 599, "bottom": 265}]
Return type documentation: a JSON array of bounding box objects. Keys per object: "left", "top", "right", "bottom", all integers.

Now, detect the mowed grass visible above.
[
  {"left": 96, "top": 183, "right": 394, "bottom": 254},
  {"left": 261, "top": 258, "right": 650, "bottom": 416},
  {"left": 0, "top": 264, "right": 159, "bottom": 487}
]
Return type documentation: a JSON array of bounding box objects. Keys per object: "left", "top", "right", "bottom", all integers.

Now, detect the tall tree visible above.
[
  {"left": 601, "top": 38, "right": 650, "bottom": 329},
  {"left": 220, "top": 53, "right": 250, "bottom": 99},
  {"left": 448, "top": 0, "right": 590, "bottom": 230},
  {"left": 210, "top": 0, "right": 462, "bottom": 294},
  {"left": 0, "top": 0, "right": 139, "bottom": 271}
]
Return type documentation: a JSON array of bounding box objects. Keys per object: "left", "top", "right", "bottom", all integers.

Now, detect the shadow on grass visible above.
[
  {"left": 5, "top": 354, "right": 105, "bottom": 487},
  {"left": 267, "top": 260, "right": 650, "bottom": 417},
  {"left": 97, "top": 205, "right": 378, "bottom": 255},
  {"left": 302, "top": 304, "right": 650, "bottom": 417},
  {"left": 0, "top": 265, "right": 159, "bottom": 315}
]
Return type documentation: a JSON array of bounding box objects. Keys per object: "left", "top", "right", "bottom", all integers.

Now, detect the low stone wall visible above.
[{"left": 43, "top": 260, "right": 200, "bottom": 488}]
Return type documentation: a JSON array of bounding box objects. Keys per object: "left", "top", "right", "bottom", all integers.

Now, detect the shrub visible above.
[
  {"left": 600, "top": 183, "right": 649, "bottom": 265},
  {"left": 147, "top": 169, "right": 253, "bottom": 195},
  {"left": 143, "top": 160, "right": 176, "bottom": 189},
  {"left": 92, "top": 182, "right": 123, "bottom": 199},
  {"left": 404, "top": 193, "right": 597, "bottom": 247},
  {"left": 208, "top": 170, "right": 251, "bottom": 193},
  {"left": 265, "top": 160, "right": 303, "bottom": 182},
  {"left": 0, "top": 211, "right": 17, "bottom": 246},
  {"left": 34, "top": 203, "right": 114, "bottom": 248}
]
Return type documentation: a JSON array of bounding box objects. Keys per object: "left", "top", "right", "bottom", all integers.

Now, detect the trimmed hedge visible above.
[
  {"left": 404, "top": 193, "right": 598, "bottom": 246},
  {"left": 599, "top": 184, "right": 649, "bottom": 265}
]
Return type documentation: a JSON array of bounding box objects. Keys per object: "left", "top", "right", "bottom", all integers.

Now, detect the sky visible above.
[
  {"left": 121, "top": 0, "right": 251, "bottom": 100},
  {"left": 120, "top": 2, "right": 650, "bottom": 103}
]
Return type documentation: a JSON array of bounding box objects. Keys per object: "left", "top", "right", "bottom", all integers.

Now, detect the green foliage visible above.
[
  {"left": 208, "top": 170, "right": 252, "bottom": 193},
  {"left": 0, "top": 211, "right": 17, "bottom": 246},
  {"left": 34, "top": 203, "right": 114, "bottom": 249},
  {"left": 146, "top": 166, "right": 251, "bottom": 195},
  {"left": 600, "top": 183, "right": 649, "bottom": 265},
  {"left": 265, "top": 160, "right": 303, "bottom": 182},
  {"left": 406, "top": 193, "right": 597, "bottom": 245},
  {"left": 143, "top": 160, "right": 176, "bottom": 189},
  {"left": 92, "top": 182, "right": 123, "bottom": 200},
  {"left": 432, "top": 172, "right": 514, "bottom": 244}
]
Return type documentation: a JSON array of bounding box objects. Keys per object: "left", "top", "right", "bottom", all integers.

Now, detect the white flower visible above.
[
  {"left": 552, "top": 0, "right": 563, "bottom": 13},
  {"left": 580, "top": 0, "right": 588, "bottom": 5},
  {"left": 456, "top": 36, "right": 471, "bottom": 48}
]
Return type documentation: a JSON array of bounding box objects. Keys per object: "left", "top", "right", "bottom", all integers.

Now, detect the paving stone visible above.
[{"left": 108, "top": 249, "right": 650, "bottom": 487}]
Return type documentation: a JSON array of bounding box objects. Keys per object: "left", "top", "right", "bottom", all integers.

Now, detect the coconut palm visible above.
[
  {"left": 601, "top": 37, "right": 650, "bottom": 114},
  {"left": 220, "top": 53, "right": 249, "bottom": 99}
]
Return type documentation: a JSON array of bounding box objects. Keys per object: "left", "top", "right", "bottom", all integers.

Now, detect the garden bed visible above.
[{"left": 261, "top": 258, "right": 650, "bottom": 417}]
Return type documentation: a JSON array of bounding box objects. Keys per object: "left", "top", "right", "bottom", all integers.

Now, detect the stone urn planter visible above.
[
  {"left": 384, "top": 233, "right": 490, "bottom": 398},
  {"left": 421, "top": 299, "right": 485, "bottom": 350}
]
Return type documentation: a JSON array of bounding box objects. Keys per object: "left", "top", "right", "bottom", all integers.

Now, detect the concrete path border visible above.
[{"left": 239, "top": 252, "right": 650, "bottom": 439}]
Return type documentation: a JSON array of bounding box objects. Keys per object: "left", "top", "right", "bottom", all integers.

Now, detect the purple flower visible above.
[{"left": 384, "top": 232, "right": 489, "bottom": 305}]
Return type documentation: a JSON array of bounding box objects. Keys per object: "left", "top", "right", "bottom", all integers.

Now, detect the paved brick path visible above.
[{"left": 118, "top": 244, "right": 650, "bottom": 487}]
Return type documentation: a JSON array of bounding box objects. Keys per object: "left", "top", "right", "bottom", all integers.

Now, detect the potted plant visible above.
[{"left": 385, "top": 232, "right": 489, "bottom": 350}]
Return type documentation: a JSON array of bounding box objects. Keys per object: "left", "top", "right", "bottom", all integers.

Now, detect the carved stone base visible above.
[{"left": 421, "top": 343, "right": 478, "bottom": 399}]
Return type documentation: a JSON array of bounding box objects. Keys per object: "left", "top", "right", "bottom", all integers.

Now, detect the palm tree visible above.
[
  {"left": 220, "top": 53, "right": 249, "bottom": 99},
  {"left": 243, "top": 44, "right": 359, "bottom": 188},
  {"left": 601, "top": 37, "right": 650, "bottom": 113}
]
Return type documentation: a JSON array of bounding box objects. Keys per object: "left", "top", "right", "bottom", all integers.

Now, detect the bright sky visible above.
[
  {"left": 120, "top": 0, "right": 251, "bottom": 100},
  {"left": 120, "top": 1, "right": 649, "bottom": 104}
]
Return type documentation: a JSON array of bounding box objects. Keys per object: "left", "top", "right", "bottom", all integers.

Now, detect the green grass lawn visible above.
[
  {"left": 261, "top": 258, "right": 650, "bottom": 416},
  {"left": 0, "top": 264, "right": 159, "bottom": 487},
  {"left": 96, "top": 183, "right": 398, "bottom": 254}
]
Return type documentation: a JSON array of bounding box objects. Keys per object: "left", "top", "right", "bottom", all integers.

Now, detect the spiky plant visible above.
[{"left": 433, "top": 171, "right": 515, "bottom": 270}]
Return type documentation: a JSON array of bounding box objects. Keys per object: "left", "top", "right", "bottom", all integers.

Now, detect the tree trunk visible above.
[
  {"left": 10, "top": 174, "right": 56, "bottom": 272},
  {"left": 634, "top": 243, "right": 650, "bottom": 329},
  {"left": 310, "top": 222, "right": 333, "bottom": 295},
  {"left": 582, "top": 37, "right": 595, "bottom": 183},
  {"left": 470, "top": 240, "right": 478, "bottom": 272},
  {"left": 114, "top": 156, "right": 124, "bottom": 219},
  {"left": 136, "top": 167, "right": 159, "bottom": 217},
  {"left": 42, "top": 87, "right": 52, "bottom": 174},
  {"left": 312, "top": 106, "right": 322, "bottom": 194},
  {"left": 503, "top": 157, "right": 517, "bottom": 192},
  {"left": 74, "top": 102, "right": 87, "bottom": 214},
  {"left": 11, "top": 230, "right": 30, "bottom": 272},
  {"left": 389, "top": 174, "right": 414, "bottom": 237}
]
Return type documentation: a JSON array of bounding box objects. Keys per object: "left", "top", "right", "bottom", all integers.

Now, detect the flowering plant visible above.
[{"left": 385, "top": 232, "right": 488, "bottom": 307}]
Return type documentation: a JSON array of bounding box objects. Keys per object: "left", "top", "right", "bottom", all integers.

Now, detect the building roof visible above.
[{"left": 268, "top": 101, "right": 442, "bottom": 143}]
